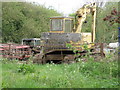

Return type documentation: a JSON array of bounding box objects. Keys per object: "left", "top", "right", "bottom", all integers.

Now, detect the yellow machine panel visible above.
[{"left": 81, "top": 33, "right": 92, "bottom": 43}]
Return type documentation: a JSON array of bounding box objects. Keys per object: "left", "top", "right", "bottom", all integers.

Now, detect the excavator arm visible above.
[{"left": 75, "top": 3, "right": 96, "bottom": 42}]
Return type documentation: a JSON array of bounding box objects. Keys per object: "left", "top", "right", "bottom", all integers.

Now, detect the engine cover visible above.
[{"left": 40, "top": 32, "right": 81, "bottom": 52}]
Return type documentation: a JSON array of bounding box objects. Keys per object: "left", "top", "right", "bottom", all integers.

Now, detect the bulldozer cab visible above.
[{"left": 50, "top": 17, "right": 74, "bottom": 33}]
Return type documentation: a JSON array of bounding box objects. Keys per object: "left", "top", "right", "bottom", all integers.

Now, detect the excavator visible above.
[{"left": 33, "top": 3, "right": 102, "bottom": 64}]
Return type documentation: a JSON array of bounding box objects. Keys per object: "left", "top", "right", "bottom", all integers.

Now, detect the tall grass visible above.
[{"left": 1, "top": 55, "right": 119, "bottom": 88}]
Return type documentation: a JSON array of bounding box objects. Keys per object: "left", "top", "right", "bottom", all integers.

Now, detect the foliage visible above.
[
  {"left": 2, "top": 2, "right": 61, "bottom": 43},
  {"left": 103, "top": 8, "right": 120, "bottom": 25},
  {"left": 1, "top": 57, "right": 118, "bottom": 88},
  {"left": 17, "top": 63, "right": 35, "bottom": 74},
  {"left": 96, "top": 2, "right": 118, "bottom": 43}
]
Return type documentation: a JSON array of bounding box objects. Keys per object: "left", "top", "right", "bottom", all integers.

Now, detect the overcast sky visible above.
[
  {"left": 24, "top": 0, "right": 120, "bottom": 16},
  {"left": 24, "top": 0, "right": 87, "bottom": 16},
  {"left": 2, "top": 0, "right": 120, "bottom": 16}
]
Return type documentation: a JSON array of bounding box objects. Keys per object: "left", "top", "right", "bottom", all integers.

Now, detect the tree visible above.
[
  {"left": 2, "top": 2, "right": 61, "bottom": 43},
  {"left": 103, "top": 8, "right": 120, "bottom": 25},
  {"left": 95, "top": 2, "right": 118, "bottom": 43}
]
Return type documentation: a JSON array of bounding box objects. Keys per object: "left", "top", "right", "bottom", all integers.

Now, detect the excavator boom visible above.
[{"left": 75, "top": 3, "right": 96, "bottom": 42}]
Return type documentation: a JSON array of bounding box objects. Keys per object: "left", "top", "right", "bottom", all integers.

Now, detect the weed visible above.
[
  {"left": 17, "top": 63, "right": 35, "bottom": 74},
  {"left": 66, "top": 43, "right": 92, "bottom": 62}
]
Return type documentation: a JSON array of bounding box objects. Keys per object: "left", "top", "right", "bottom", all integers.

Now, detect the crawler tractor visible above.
[{"left": 33, "top": 3, "right": 104, "bottom": 64}]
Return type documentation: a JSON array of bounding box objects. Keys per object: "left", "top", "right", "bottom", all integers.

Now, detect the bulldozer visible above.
[{"left": 33, "top": 3, "right": 103, "bottom": 64}]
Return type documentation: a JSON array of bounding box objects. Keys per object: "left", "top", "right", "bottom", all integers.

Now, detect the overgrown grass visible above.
[{"left": 1, "top": 55, "right": 119, "bottom": 88}]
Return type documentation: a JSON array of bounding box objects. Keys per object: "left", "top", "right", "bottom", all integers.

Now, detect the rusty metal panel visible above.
[
  {"left": 41, "top": 32, "right": 81, "bottom": 43},
  {"left": 40, "top": 32, "right": 81, "bottom": 52},
  {"left": 45, "top": 54, "right": 64, "bottom": 60}
]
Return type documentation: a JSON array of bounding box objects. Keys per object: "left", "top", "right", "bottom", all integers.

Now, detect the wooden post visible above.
[
  {"left": 8, "top": 44, "right": 11, "bottom": 59},
  {"left": 91, "top": 3, "right": 96, "bottom": 43},
  {"left": 118, "top": 27, "right": 120, "bottom": 56},
  {"left": 100, "top": 43, "right": 105, "bottom": 57}
]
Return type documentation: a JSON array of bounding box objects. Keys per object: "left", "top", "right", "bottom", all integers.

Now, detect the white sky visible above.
[
  {"left": 25, "top": 0, "right": 87, "bottom": 16},
  {"left": 1, "top": 0, "right": 120, "bottom": 16},
  {"left": 25, "top": 0, "right": 107, "bottom": 16}
]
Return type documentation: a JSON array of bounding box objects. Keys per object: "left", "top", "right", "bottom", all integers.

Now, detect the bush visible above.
[{"left": 17, "top": 63, "right": 35, "bottom": 74}]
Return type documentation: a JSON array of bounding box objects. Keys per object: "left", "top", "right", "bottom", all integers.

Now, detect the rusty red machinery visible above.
[{"left": 0, "top": 43, "right": 32, "bottom": 60}]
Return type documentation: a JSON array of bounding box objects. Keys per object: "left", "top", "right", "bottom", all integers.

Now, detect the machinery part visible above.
[
  {"left": 75, "top": 3, "right": 96, "bottom": 42},
  {"left": 22, "top": 38, "right": 41, "bottom": 54},
  {"left": 0, "top": 43, "right": 32, "bottom": 60},
  {"left": 33, "top": 53, "right": 46, "bottom": 64},
  {"left": 22, "top": 38, "right": 41, "bottom": 47},
  {"left": 63, "top": 55, "right": 76, "bottom": 64},
  {"left": 41, "top": 32, "right": 81, "bottom": 53}
]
